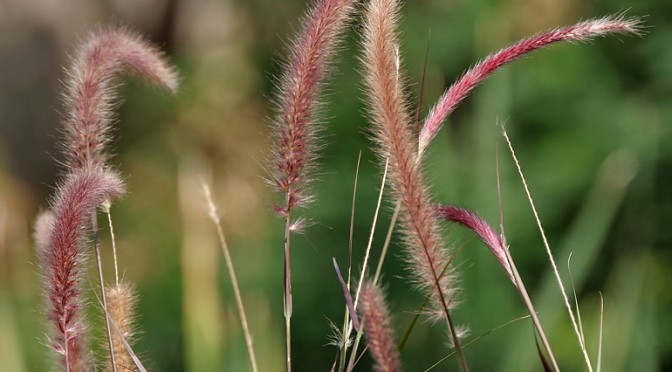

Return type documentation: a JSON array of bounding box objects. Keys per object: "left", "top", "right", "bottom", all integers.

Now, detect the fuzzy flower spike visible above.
[
  {"left": 270, "top": 0, "right": 355, "bottom": 214},
  {"left": 268, "top": 1, "right": 355, "bottom": 370},
  {"left": 436, "top": 205, "right": 514, "bottom": 283},
  {"left": 418, "top": 15, "right": 641, "bottom": 156},
  {"left": 63, "top": 27, "right": 178, "bottom": 171},
  {"left": 362, "top": 0, "right": 468, "bottom": 368},
  {"left": 359, "top": 280, "right": 402, "bottom": 372},
  {"left": 40, "top": 169, "right": 124, "bottom": 371}
]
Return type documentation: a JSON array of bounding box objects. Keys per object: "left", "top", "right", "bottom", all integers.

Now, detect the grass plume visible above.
[
  {"left": 40, "top": 168, "right": 124, "bottom": 371},
  {"left": 105, "top": 282, "right": 138, "bottom": 372},
  {"left": 59, "top": 26, "right": 178, "bottom": 372},
  {"left": 270, "top": 0, "right": 355, "bottom": 213},
  {"left": 419, "top": 15, "right": 641, "bottom": 156},
  {"left": 268, "top": 0, "right": 355, "bottom": 369},
  {"left": 63, "top": 27, "right": 178, "bottom": 170},
  {"left": 435, "top": 205, "right": 514, "bottom": 283},
  {"left": 361, "top": 0, "right": 467, "bottom": 368},
  {"left": 359, "top": 280, "right": 402, "bottom": 372}
]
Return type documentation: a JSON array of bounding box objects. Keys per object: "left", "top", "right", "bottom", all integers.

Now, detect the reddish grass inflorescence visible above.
[
  {"left": 63, "top": 28, "right": 178, "bottom": 170},
  {"left": 436, "top": 205, "right": 514, "bottom": 283},
  {"left": 359, "top": 280, "right": 402, "bottom": 372},
  {"left": 418, "top": 15, "right": 641, "bottom": 156},
  {"left": 362, "top": 0, "right": 458, "bottom": 324},
  {"left": 271, "top": 0, "right": 355, "bottom": 214},
  {"left": 41, "top": 169, "right": 124, "bottom": 370}
]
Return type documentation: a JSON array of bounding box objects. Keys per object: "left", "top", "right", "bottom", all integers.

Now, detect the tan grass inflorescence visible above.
[{"left": 105, "top": 282, "right": 138, "bottom": 372}]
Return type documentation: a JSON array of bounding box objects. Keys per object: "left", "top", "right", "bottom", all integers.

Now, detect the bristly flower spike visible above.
[
  {"left": 418, "top": 15, "right": 641, "bottom": 156},
  {"left": 268, "top": 1, "right": 355, "bottom": 370},
  {"left": 361, "top": 0, "right": 468, "bottom": 369},
  {"left": 359, "top": 280, "right": 402, "bottom": 372},
  {"left": 363, "top": 0, "right": 458, "bottom": 325},
  {"left": 63, "top": 27, "right": 178, "bottom": 171},
  {"left": 40, "top": 169, "right": 124, "bottom": 371},
  {"left": 436, "top": 205, "right": 514, "bottom": 283},
  {"left": 270, "top": 0, "right": 355, "bottom": 214}
]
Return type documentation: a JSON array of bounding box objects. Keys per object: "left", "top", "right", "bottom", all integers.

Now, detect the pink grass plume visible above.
[
  {"left": 359, "top": 280, "right": 402, "bottom": 372},
  {"left": 63, "top": 27, "right": 178, "bottom": 170},
  {"left": 268, "top": 1, "right": 355, "bottom": 369},
  {"left": 362, "top": 1, "right": 469, "bottom": 368},
  {"left": 418, "top": 15, "right": 641, "bottom": 156},
  {"left": 270, "top": 0, "right": 355, "bottom": 213},
  {"left": 436, "top": 205, "right": 514, "bottom": 283},
  {"left": 362, "top": 0, "right": 458, "bottom": 325},
  {"left": 40, "top": 168, "right": 124, "bottom": 371}
]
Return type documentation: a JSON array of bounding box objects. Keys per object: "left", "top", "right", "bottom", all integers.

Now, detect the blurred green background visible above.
[{"left": 0, "top": 0, "right": 670, "bottom": 370}]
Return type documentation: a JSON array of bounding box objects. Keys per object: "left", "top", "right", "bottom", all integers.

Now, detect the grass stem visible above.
[
  {"left": 91, "top": 213, "right": 117, "bottom": 372},
  {"left": 203, "top": 183, "right": 259, "bottom": 372}
]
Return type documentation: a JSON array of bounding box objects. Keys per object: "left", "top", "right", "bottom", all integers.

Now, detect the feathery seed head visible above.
[
  {"left": 40, "top": 168, "right": 124, "bottom": 369},
  {"left": 270, "top": 0, "right": 355, "bottom": 213},
  {"left": 105, "top": 282, "right": 138, "bottom": 371},
  {"left": 418, "top": 15, "right": 642, "bottom": 157},
  {"left": 436, "top": 205, "right": 514, "bottom": 283},
  {"left": 363, "top": 0, "right": 459, "bottom": 323},
  {"left": 63, "top": 27, "right": 178, "bottom": 170},
  {"left": 359, "top": 280, "right": 402, "bottom": 372}
]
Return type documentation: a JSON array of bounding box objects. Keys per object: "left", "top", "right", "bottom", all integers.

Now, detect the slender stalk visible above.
[
  {"left": 91, "top": 213, "right": 118, "bottom": 372},
  {"left": 348, "top": 152, "right": 362, "bottom": 285},
  {"left": 597, "top": 292, "right": 604, "bottom": 372},
  {"left": 337, "top": 153, "right": 362, "bottom": 372},
  {"left": 103, "top": 201, "right": 120, "bottom": 286},
  {"left": 424, "top": 315, "right": 530, "bottom": 371},
  {"left": 284, "top": 206, "right": 292, "bottom": 372},
  {"left": 343, "top": 160, "right": 389, "bottom": 370},
  {"left": 496, "top": 140, "right": 559, "bottom": 371},
  {"left": 353, "top": 160, "right": 389, "bottom": 310},
  {"left": 203, "top": 184, "right": 259, "bottom": 372},
  {"left": 505, "top": 250, "right": 559, "bottom": 371},
  {"left": 503, "top": 128, "right": 592, "bottom": 371},
  {"left": 372, "top": 203, "right": 400, "bottom": 286}
]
